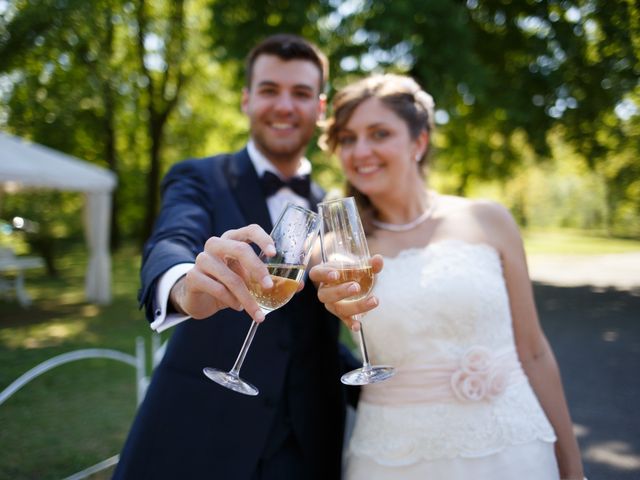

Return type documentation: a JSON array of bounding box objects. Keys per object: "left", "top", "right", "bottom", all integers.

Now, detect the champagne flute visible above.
[
  {"left": 203, "top": 203, "right": 321, "bottom": 396},
  {"left": 318, "top": 197, "right": 395, "bottom": 385}
]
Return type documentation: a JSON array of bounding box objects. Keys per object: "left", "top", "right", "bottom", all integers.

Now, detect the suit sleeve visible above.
[
  {"left": 338, "top": 341, "right": 362, "bottom": 407},
  {"left": 138, "top": 160, "right": 215, "bottom": 322}
]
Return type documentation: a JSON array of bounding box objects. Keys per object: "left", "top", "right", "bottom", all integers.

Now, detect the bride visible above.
[{"left": 310, "top": 73, "right": 585, "bottom": 479}]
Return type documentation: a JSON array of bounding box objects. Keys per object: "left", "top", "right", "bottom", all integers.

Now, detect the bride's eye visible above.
[
  {"left": 371, "top": 129, "right": 390, "bottom": 141},
  {"left": 337, "top": 134, "right": 356, "bottom": 146}
]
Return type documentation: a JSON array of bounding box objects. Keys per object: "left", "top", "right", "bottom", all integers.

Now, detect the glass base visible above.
[
  {"left": 203, "top": 367, "right": 259, "bottom": 396},
  {"left": 341, "top": 365, "right": 395, "bottom": 386}
]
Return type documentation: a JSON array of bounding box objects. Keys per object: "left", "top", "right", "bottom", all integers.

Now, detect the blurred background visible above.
[{"left": 0, "top": 0, "right": 638, "bottom": 478}]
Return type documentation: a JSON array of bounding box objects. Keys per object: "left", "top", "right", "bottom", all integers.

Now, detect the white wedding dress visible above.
[{"left": 344, "top": 240, "right": 560, "bottom": 480}]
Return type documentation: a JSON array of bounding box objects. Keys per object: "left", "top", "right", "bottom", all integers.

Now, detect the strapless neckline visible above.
[{"left": 363, "top": 238, "right": 509, "bottom": 367}]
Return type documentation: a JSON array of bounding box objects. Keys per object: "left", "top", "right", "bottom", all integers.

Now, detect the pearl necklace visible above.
[{"left": 371, "top": 193, "right": 437, "bottom": 232}]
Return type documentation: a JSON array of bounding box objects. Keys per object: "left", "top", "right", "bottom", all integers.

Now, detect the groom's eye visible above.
[
  {"left": 257, "top": 86, "right": 278, "bottom": 96},
  {"left": 293, "top": 88, "right": 314, "bottom": 100}
]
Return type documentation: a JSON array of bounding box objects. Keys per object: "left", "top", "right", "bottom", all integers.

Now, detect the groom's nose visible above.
[{"left": 273, "top": 92, "right": 295, "bottom": 113}]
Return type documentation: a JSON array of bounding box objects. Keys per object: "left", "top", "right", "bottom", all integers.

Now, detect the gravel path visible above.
[
  {"left": 528, "top": 251, "right": 640, "bottom": 479},
  {"left": 343, "top": 251, "right": 640, "bottom": 479},
  {"left": 528, "top": 252, "right": 640, "bottom": 290}
]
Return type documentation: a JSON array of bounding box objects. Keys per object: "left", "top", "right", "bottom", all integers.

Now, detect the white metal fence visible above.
[{"left": 0, "top": 333, "right": 167, "bottom": 479}]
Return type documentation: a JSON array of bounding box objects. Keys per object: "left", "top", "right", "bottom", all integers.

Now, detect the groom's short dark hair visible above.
[{"left": 245, "top": 33, "right": 328, "bottom": 93}]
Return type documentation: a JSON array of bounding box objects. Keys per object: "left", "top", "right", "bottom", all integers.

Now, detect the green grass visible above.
[
  {"left": 0, "top": 244, "right": 155, "bottom": 480},
  {"left": 0, "top": 230, "right": 638, "bottom": 479},
  {"left": 523, "top": 229, "right": 640, "bottom": 255}
]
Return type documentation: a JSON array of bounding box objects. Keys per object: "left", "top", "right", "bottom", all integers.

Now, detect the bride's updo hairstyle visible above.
[{"left": 320, "top": 74, "right": 436, "bottom": 233}]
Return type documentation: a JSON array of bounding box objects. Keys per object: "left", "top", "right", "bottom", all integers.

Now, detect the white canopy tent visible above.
[{"left": 0, "top": 131, "right": 117, "bottom": 304}]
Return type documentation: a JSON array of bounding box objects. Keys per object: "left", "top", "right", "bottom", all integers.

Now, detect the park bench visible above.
[{"left": 0, "top": 246, "right": 44, "bottom": 307}]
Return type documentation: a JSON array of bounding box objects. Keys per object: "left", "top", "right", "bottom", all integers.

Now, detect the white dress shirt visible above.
[{"left": 149, "top": 140, "right": 312, "bottom": 332}]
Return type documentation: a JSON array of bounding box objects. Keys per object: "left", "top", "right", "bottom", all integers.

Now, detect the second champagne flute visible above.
[
  {"left": 203, "top": 203, "right": 321, "bottom": 396},
  {"left": 318, "top": 196, "right": 395, "bottom": 385}
]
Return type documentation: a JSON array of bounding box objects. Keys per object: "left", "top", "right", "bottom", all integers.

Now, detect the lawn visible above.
[
  {"left": 523, "top": 229, "right": 640, "bottom": 255},
  {"left": 0, "top": 230, "right": 638, "bottom": 479},
  {"left": 0, "top": 243, "right": 157, "bottom": 480}
]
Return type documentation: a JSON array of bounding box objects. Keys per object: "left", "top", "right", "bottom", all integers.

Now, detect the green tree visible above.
[
  {"left": 1, "top": 0, "right": 137, "bottom": 248},
  {"left": 1, "top": 0, "right": 637, "bottom": 241},
  {"left": 0, "top": 0, "right": 245, "bottom": 247},
  {"left": 208, "top": 0, "right": 638, "bottom": 235}
]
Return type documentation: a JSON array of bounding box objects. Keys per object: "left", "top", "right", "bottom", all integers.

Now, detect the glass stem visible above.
[
  {"left": 229, "top": 320, "right": 260, "bottom": 376},
  {"left": 355, "top": 316, "right": 372, "bottom": 372}
]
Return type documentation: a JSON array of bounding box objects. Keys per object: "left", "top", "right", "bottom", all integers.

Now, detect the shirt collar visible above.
[{"left": 247, "top": 139, "right": 312, "bottom": 179}]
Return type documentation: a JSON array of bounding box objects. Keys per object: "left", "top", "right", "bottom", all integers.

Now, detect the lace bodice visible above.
[{"left": 348, "top": 240, "right": 556, "bottom": 465}]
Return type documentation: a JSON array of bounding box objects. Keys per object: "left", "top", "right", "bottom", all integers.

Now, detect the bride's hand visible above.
[{"left": 310, "top": 254, "right": 384, "bottom": 331}]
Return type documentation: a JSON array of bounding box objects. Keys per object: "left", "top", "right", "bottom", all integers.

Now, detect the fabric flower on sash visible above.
[{"left": 450, "top": 346, "right": 508, "bottom": 402}]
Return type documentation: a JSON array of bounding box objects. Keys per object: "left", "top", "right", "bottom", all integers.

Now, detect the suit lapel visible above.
[
  {"left": 224, "top": 148, "right": 273, "bottom": 232},
  {"left": 308, "top": 182, "right": 325, "bottom": 212},
  {"left": 223, "top": 148, "right": 324, "bottom": 329},
  {"left": 225, "top": 149, "right": 290, "bottom": 340}
]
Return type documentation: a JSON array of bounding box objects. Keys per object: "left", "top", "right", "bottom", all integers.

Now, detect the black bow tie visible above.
[{"left": 260, "top": 170, "right": 311, "bottom": 198}]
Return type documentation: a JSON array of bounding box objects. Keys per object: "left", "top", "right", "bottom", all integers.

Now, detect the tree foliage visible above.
[
  {"left": 208, "top": 0, "right": 639, "bottom": 236},
  {"left": 0, "top": 0, "right": 245, "bottom": 249},
  {"left": 0, "top": 0, "right": 637, "bottom": 246}
]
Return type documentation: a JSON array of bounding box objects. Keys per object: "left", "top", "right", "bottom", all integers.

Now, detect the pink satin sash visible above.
[{"left": 361, "top": 346, "right": 527, "bottom": 405}]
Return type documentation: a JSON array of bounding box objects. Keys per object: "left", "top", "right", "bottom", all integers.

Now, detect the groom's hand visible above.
[{"left": 170, "top": 224, "right": 277, "bottom": 323}]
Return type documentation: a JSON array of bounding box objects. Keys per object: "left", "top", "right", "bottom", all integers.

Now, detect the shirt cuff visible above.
[{"left": 149, "top": 263, "right": 193, "bottom": 332}]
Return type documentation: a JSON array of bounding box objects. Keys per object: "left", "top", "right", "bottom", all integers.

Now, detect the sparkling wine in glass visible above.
[
  {"left": 318, "top": 196, "right": 395, "bottom": 385},
  {"left": 203, "top": 203, "right": 320, "bottom": 396}
]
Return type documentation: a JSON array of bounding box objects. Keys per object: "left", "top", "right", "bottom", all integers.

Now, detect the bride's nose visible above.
[{"left": 352, "top": 137, "right": 373, "bottom": 160}]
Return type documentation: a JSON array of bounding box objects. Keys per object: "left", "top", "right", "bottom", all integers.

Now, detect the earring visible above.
[{"left": 415, "top": 153, "right": 421, "bottom": 162}]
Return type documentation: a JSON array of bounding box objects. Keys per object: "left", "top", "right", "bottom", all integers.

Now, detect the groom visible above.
[{"left": 113, "top": 34, "right": 364, "bottom": 479}]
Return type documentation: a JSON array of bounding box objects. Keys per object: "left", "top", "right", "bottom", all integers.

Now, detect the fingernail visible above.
[
  {"left": 262, "top": 275, "right": 273, "bottom": 289},
  {"left": 367, "top": 297, "right": 378, "bottom": 307},
  {"left": 348, "top": 283, "right": 360, "bottom": 294},
  {"left": 254, "top": 310, "right": 265, "bottom": 322},
  {"left": 265, "top": 245, "right": 276, "bottom": 256},
  {"left": 328, "top": 271, "right": 339, "bottom": 281}
]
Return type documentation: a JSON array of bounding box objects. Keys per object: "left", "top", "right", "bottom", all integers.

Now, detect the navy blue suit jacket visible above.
[{"left": 114, "top": 149, "right": 358, "bottom": 479}]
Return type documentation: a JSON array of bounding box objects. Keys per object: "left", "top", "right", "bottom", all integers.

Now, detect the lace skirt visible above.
[{"left": 345, "top": 439, "right": 559, "bottom": 480}]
